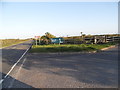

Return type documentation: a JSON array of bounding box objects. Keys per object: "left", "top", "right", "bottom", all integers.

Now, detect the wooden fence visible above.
[{"left": 64, "top": 35, "right": 120, "bottom": 44}]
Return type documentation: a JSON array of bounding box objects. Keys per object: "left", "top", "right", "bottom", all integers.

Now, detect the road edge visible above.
[{"left": 30, "top": 45, "right": 117, "bottom": 55}]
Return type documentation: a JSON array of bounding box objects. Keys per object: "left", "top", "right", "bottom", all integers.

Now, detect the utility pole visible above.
[{"left": 80, "top": 32, "right": 83, "bottom": 43}]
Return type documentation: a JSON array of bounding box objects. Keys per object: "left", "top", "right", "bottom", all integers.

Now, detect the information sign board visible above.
[{"left": 51, "top": 38, "right": 64, "bottom": 44}]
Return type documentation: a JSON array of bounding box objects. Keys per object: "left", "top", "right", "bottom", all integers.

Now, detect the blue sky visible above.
[{"left": 1, "top": 2, "right": 118, "bottom": 39}]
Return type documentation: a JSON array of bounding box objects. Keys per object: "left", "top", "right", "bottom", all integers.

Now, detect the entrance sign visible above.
[
  {"left": 35, "top": 36, "right": 40, "bottom": 39},
  {"left": 51, "top": 38, "right": 64, "bottom": 44}
]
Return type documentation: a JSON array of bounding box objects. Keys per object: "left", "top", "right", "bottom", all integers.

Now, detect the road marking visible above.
[
  {"left": 0, "top": 79, "right": 3, "bottom": 84},
  {"left": 8, "top": 58, "right": 27, "bottom": 88},
  {"left": 0, "top": 43, "right": 32, "bottom": 85}
]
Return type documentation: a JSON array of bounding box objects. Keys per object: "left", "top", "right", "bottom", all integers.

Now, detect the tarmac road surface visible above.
[
  {"left": 0, "top": 40, "right": 33, "bottom": 83},
  {"left": 2, "top": 45, "right": 119, "bottom": 88}
]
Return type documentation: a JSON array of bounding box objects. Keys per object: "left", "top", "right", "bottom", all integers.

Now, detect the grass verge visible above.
[
  {"left": 30, "top": 42, "right": 117, "bottom": 53},
  {"left": 0, "top": 39, "right": 29, "bottom": 48}
]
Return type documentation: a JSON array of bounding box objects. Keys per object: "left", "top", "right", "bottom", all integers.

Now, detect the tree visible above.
[
  {"left": 80, "top": 32, "right": 83, "bottom": 36},
  {"left": 40, "top": 35, "right": 48, "bottom": 45},
  {"left": 82, "top": 34, "right": 86, "bottom": 37},
  {"left": 40, "top": 32, "right": 56, "bottom": 45},
  {"left": 45, "top": 32, "right": 56, "bottom": 39}
]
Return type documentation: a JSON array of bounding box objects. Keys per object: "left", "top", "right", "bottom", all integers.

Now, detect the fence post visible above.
[
  {"left": 94, "top": 36, "right": 97, "bottom": 44},
  {"left": 36, "top": 38, "right": 37, "bottom": 46}
]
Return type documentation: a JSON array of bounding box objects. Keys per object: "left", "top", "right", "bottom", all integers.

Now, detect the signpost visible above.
[{"left": 35, "top": 36, "right": 41, "bottom": 46}]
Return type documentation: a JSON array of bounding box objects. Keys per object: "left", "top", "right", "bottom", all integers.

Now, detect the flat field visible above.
[
  {"left": 30, "top": 42, "right": 117, "bottom": 53},
  {"left": 0, "top": 39, "right": 29, "bottom": 48}
]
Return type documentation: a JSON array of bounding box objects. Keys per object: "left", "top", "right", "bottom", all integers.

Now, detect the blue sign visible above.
[{"left": 51, "top": 38, "right": 64, "bottom": 44}]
